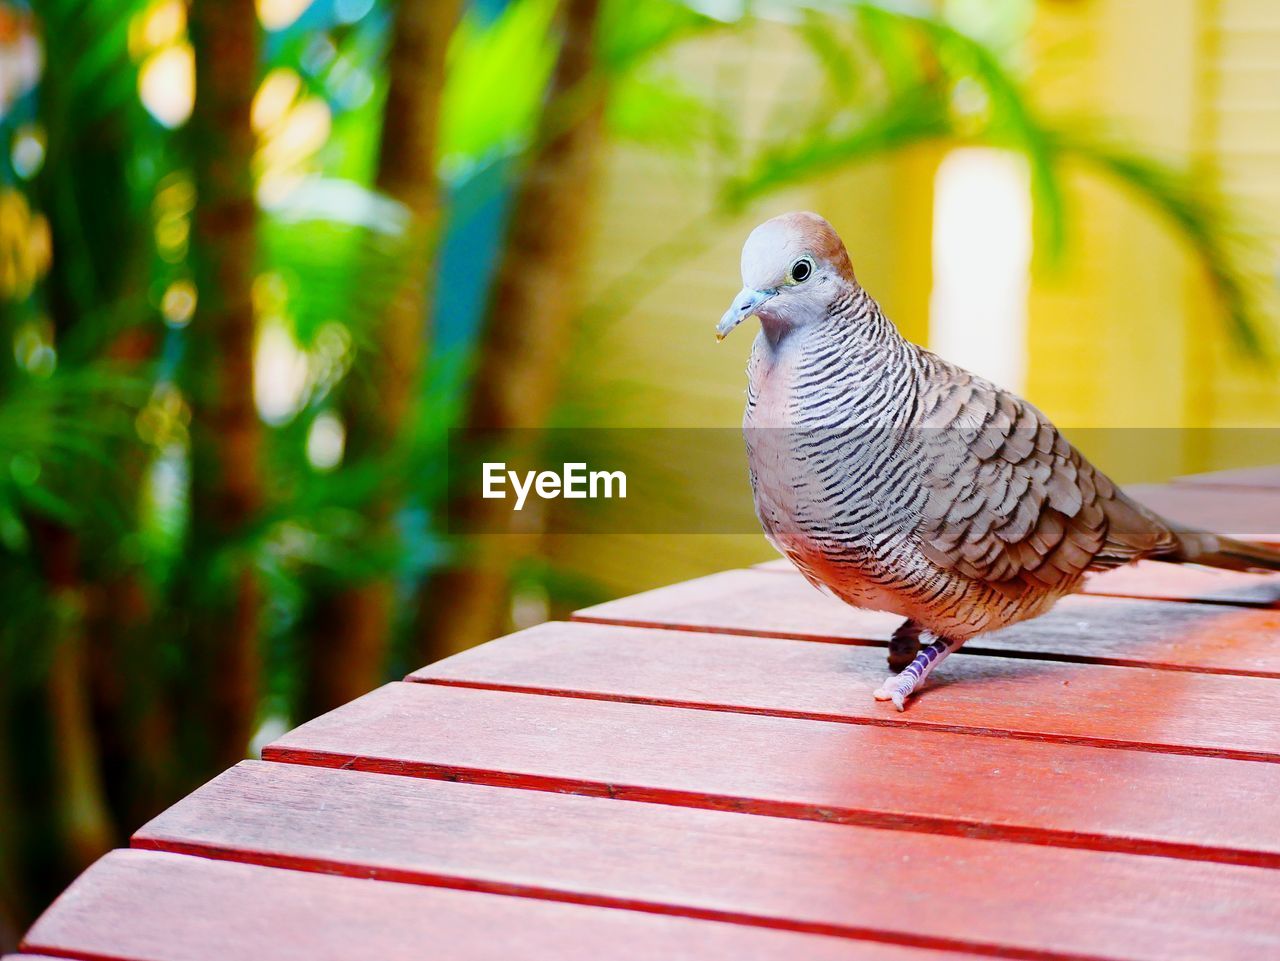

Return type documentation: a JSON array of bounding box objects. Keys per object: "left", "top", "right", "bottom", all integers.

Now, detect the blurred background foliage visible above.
[{"left": 1, "top": 0, "right": 1278, "bottom": 942}]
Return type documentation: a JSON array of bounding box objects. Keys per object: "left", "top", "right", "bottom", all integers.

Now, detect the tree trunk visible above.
[
  {"left": 416, "top": 0, "right": 606, "bottom": 659},
  {"left": 29, "top": 0, "right": 175, "bottom": 847},
  {"left": 0, "top": 659, "right": 25, "bottom": 951},
  {"left": 29, "top": 519, "right": 115, "bottom": 874},
  {"left": 186, "top": 0, "right": 262, "bottom": 768},
  {"left": 363, "top": 0, "right": 461, "bottom": 433},
  {"left": 84, "top": 571, "right": 175, "bottom": 826},
  {"left": 301, "top": 0, "right": 461, "bottom": 719}
]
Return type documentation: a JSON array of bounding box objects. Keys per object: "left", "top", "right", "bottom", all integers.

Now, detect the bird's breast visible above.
[
  {"left": 744, "top": 329, "right": 801, "bottom": 426},
  {"left": 741, "top": 332, "right": 929, "bottom": 616},
  {"left": 743, "top": 337, "right": 808, "bottom": 548},
  {"left": 743, "top": 335, "right": 865, "bottom": 575}
]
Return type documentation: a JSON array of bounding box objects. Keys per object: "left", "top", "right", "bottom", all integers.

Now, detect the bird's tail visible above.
[{"left": 1171, "top": 529, "right": 1280, "bottom": 572}]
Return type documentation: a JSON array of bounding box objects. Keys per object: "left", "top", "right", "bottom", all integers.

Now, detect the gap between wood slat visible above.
[
  {"left": 571, "top": 570, "right": 1280, "bottom": 678},
  {"left": 755, "top": 561, "right": 1279, "bottom": 610},
  {"left": 134, "top": 761, "right": 1280, "bottom": 961},
  {"left": 1071, "top": 591, "right": 1277, "bottom": 610},
  {"left": 125, "top": 839, "right": 1064, "bottom": 961},
  {"left": 26, "top": 850, "right": 984, "bottom": 961},
  {"left": 408, "top": 676, "right": 1280, "bottom": 765},
  {"left": 1171, "top": 464, "right": 1280, "bottom": 493},
  {"left": 1122, "top": 484, "right": 1280, "bottom": 546},
  {"left": 1174, "top": 483, "right": 1280, "bottom": 494},
  {"left": 751, "top": 559, "right": 1280, "bottom": 609},
  {"left": 571, "top": 613, "right": 1280, "bottom": 679},
  {"left": 261, "top": 683, "right": 1280, "bottom": 872},
  {"left": 261, "top": 744, "right": 1280, "bottom": 869}
]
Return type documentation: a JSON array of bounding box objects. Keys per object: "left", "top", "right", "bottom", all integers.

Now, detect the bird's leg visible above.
[
  {"left": 873, "top": 632, "right": 958, "bottom": 712},
  {"left": 887, "top": 619, "right": 923, "bottom": 672}
]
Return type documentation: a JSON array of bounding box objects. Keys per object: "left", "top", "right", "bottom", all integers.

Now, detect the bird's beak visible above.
[{"left": 716, "top": 287, "right": 776, "bottom": 342}]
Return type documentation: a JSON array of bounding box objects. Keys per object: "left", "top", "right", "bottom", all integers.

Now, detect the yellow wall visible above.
[
  {"left": 1194, "top": 0, "right": 1280, "bottom": 436},
  {"left": 1026, "top": 0, "right": 1280, "bottom": 466}
]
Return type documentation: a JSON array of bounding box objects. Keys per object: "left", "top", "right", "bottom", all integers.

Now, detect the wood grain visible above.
[
  {"left": 24, "top": 849, "right": 911, "bottom": 961},
  {"left": 132, "top": 760, "right": 1280, "bottom": 961},
  {"left": 264, "top": 682, "right": 1280, "bottom": 867},
  {"left": 574, "top": 569, "right": 1280, "bottom": 676},
  {"left": 409, "top": 620, "right": 1280, "bottom": 761}
]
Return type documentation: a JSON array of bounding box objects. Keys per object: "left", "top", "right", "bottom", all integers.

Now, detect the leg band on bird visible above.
[{"left": 873, "top": 632, "right": 957, "bottom": 711}]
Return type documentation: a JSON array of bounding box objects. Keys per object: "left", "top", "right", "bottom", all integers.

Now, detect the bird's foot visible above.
[
  {"left": 872, "top": 634, "right": 957, "bottom": 712},
  {"left": 873, "top": 675, "right": 913, "bottom": 712}
]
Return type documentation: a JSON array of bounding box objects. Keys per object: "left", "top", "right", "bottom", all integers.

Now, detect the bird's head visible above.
[{"left": 716, "top": 211, "right": 857, "bottom": 342}]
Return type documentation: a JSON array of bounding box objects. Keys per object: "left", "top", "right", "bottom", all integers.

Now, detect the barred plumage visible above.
[{"left": 719, "top": 211, "right": 1280, "bottom": 710}]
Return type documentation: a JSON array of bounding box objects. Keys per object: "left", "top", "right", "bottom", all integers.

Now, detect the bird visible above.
[{"left": 717, "top": 210, "right": 1280, "bottom": 710}]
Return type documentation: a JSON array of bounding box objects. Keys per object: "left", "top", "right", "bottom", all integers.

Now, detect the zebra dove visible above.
[{"left": 717, "top": 211, "right": 1280, "bottom": 710}]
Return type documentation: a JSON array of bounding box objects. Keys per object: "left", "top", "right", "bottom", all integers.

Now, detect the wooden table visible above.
[{"left": 12, "top": 473, "right": 1280, "bottom": 960}]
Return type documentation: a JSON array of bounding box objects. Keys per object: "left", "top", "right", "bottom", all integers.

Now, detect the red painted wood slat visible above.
[
  {"left": 23, "top": 850, "right": 904, "bottom": 961},
  {"left": 1080, "top": 562, "right": 1280, "bottom": 606},
  {"left": 1125, "top": 483, "right": 1280, "bottom": 543},
  {"left": 133, "top": 760, "right": 1280, "bottom": 961},
  {"left": 574, "top": 569, "right": 1280, "bottom": 676},
  {"left": 1174, "top": 465, "right": 1280, "bottom": 491},
  {"left": 409, "top": 620, "right": 1280, "bottom": 761},
  {"left": 264, "top": 682, "right": 1280, "bottom": 867},
  {"left": 754, "top": 557, "right": 1280, "bottom": 607}
]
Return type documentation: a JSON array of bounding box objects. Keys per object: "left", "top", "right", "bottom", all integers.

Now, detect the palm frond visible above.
[
  {"left": 437, "top": 0, "right": 559, "bottom": 176},
  {"left": 0, "top": 367, "right": 147, "bottom": 535},
  {"left": 725, "top": 84, "right": 952, "bottom": 206},
  {"left": 599, "top": 0, "right": 724, "bottom": 73},
  {"left": 889, "top": 8, "right": 1065, "bottom": 257},
  {"left": 719, "top": 0, "right": 1272, "bottom": 356},
  {"left": 1051, "top": 128, "right": 1273, "bottom": 358}
]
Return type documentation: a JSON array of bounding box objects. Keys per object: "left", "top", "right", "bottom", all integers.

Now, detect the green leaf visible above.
[
  {"left": 438, "top": 0, "right": 560, "bottom": 175},
  {"left": 1051, "top": 127, "right": 1275, "bottom": 359}
]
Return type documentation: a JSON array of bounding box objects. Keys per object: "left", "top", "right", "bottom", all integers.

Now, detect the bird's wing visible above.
[{"left": 914, "top": 360, "right": 1178, "bottom": 590}]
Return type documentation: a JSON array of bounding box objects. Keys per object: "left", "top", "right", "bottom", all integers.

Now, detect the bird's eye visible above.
[{"left": 791, "top": 258, "right": 813, "bottom": 283}]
